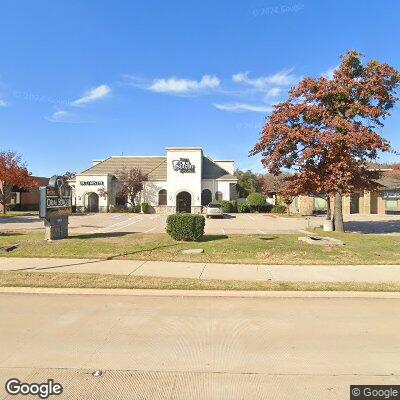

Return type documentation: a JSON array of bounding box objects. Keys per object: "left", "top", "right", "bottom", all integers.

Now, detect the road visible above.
[{"left": 0, "top": 292, "right": 399, "bottom": 399}]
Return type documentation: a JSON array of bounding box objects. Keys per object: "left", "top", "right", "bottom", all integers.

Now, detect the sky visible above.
[{"left": 0, "top": 0, "right": 399, "bottom": 177}]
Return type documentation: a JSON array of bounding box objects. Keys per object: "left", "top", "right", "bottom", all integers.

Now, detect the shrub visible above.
[
  {"left": 141, "top": 202, "right": 150, "bottom": 214},
  {"left": 166, "top": 213, "right": 205, "bottom": 241},
  {"left": 246, "top": 192, "right": 266, "bottom": 212},
  {"left": 109, "top": 205, "right": 130, "bottom": 213},
  {"left": 259, "top": 203, "right": 273, "bottom": 213},
  {"left": 221, "top": 200, "right": 233, "bottom": 213},
  {"left": 237, "top": 202, "right": 250, "bottom": 213},
  {"left": 230, "top": 200, "right": 238, "bottom": 213},
  {"left": 271, "top": 204, "right": 286, "bottom": 213}
]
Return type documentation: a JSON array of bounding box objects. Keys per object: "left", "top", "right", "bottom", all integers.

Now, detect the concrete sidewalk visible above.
[{"left": 1, "top": 257, "right": 400, "bottom": 283}]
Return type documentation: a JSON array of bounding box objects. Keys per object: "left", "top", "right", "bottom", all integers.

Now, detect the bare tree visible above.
[{"left": 116, "top": 167, "right": 148, "bottom": 207}]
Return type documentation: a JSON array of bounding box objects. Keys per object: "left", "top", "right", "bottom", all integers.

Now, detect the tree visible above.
[
  {"left": 235, "top": 169, "right": 261, "bottom": 198},
  {"left": 251, "top": 51, "right": 400, "bottom": 231},
  {"left": 0, "top": 151, "right": 37, "bottom": 214},
  {"left": 116, "top": 167, "right": 148, "bottom": 208},
  {"left": 246, "top": 192, "right": 266, "bottom": 212},
  {"left": 62, "top": 171, "right": 76, "bottom": 180}
]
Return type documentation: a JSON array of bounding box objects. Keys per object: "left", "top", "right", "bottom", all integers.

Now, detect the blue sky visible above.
[{"left": 0, "top": 0, "right": 399, "bottom": 177}]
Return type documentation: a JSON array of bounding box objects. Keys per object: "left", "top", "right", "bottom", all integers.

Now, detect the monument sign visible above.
[{"left": 39, "top": 175, "right": 72, "bottom": 240}]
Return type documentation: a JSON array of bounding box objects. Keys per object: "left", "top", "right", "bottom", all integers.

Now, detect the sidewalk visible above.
[{"left": 1, "top": 257, "right": 400, "bottom": 283}]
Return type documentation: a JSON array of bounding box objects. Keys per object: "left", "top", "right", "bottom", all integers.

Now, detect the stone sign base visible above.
[{"left": 45, "top": 216, "right": 69, "bottom": 240}]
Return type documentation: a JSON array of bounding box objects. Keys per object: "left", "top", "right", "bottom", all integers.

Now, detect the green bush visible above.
[
  {"left": 109, "top": 205, "right": 130, "bottom": 213},
  {"left": 230, "top": 200, "right": 238, "bottom": 213},
  {"left": 166, "top": 214, "right": 205, "bottom": 241},
  {"left": 246, "top": 193, "right": 266, "bottom": 212},
  {"left": 271, "top": 204, "right": 286, "bottom": 213},
  {"left": 237, "top": 202, "right": 250, "bottom": 213},
  {"left": 141, "top": 202, "right": 150, "bottom": 214},
  {"left": 221, "top": 200, "right": 233, "bottom": 213}
]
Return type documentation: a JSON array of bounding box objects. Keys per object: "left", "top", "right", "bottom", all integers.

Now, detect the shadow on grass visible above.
[
  {"left": 70, "top": 232, "right": 137, "bottom": 239},
  {"left": 105, "top": 242, "right": 181, "bottom": 261},
  {"left": 199, "top": 235, "right": 228, "bottom": 242},
  {"left": 259, "top": 236, "right": 278, "bottom": 241},
  {"left": 0, "top": 232, "right": 24, "bottom": 237}
]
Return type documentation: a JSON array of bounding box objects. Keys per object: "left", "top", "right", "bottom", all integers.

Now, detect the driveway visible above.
[
  {"left": 0, "top": 292, "right": 399, "bottom": 399},
  {"left": 1, "top": 213, "right": 400, "bottom": 235}
]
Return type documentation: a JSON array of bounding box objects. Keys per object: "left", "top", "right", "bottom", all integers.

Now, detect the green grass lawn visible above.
[
  {"left": 1, "top": 271, "right": 399, "bottom": 291},
  {"left": 0, "top": 211, "right": 38, "bottom": 218},
  {"left": 1, "top": 230, "right": 399, "bottom": 264}
]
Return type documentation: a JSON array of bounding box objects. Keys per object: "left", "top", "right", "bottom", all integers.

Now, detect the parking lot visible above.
[
  {"left": 0, "top": 213, "right": 322, "bottom": 235},
  {"left": 1, "top": 212, "right": 400, "bottom": 235}
]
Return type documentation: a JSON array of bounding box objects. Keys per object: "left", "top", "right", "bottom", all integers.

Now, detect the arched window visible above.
[
  {"left": 215, "top": 191, "right": 223, "bottom": 201},
  {"left": 201, "top": 189, "right": 212, "bottom": 206},
  {"left": 158, "top": 189, "right": 167, "bottom": 205}
]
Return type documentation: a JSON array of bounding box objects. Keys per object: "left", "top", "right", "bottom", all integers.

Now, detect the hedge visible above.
[
  {"left": 246, "top": 192, "right": 266, "bottom": 211},
  {"left": 237, "top": 202, "right": 250, "bottom": 213},
  {"left": 166, "top": 214, "right": 205, "bottom": 241},
  {"left": 271, "top": 204, "right": 286, "bottom": 213},
  {"left": 141, "top": 202, "right": 150, "bottom": 214}
]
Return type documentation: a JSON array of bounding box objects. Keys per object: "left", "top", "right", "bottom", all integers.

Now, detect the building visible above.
[
  {"left": 71, "top": 147, "right": 238, "bottom": 213},
  {"left": 0, "top": 176, "right": 49, "bottom": 213},
  {"left": 289, "top": 165, "right": 400, "bottom": 216}
]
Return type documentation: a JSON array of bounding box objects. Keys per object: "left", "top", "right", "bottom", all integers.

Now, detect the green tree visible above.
[{"left": 235, "top": 169, "right": 260, "bottom": 198}]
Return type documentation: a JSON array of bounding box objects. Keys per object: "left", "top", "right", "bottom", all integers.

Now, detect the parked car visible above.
[{"left": 206, "top": 203, "right": 224, "bottom": 218}]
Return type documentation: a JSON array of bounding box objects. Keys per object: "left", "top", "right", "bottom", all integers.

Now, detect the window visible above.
[
  {"left": 386, "top": 199, "right": 398, "bottom": 210},
  {"left": 201, "top": 189, "right": 212, "bottom": 205},
  {"left": 158, "top": 189, "right": 167, "bottom": 206},
  {"left": 215, "top": 191, "right": 223, "bottom": 201}
]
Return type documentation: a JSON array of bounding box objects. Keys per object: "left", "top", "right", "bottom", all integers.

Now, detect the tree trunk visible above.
[
  {"left": 326, "top": 196, "right": 331, "bottom": 220},
  {"left": 333, "top": 191, "right": 345, "bottom": 232}
]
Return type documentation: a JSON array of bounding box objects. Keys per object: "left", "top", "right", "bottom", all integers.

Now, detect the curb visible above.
[{"left": 1, "top": 287, "right": 400, "bottom": 298}]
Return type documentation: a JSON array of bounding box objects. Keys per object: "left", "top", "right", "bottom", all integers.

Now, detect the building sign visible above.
[
  {"left": 80, "top": 181, "right": 104, "bottom": 186},
  {"left": 382, "top": 190, "right": 400, "bottom": 200},
  {"left": 39, "top": 175, "right": 72, "bottom": 219},
  {"left": 172, "top": 158, "right": 195, "bottom": 173}
]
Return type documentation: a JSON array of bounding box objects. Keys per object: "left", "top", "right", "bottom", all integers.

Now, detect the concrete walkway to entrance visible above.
[{"left": 2, "top": 257, "right": 400, "bottom": 283}]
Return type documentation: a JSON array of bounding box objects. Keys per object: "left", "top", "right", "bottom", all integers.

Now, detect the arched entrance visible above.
[
  {"left": 176, "top": 191, "right": 192, "bottom": 213},
  {"left": 201, "top": 189, "right": 212, "bottom": 206},
  {"left": 87, "top": 192, "right": 99, "bottom": 213}
]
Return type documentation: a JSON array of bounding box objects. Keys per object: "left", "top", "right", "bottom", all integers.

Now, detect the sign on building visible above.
[
  {"left": 172, "top": 158, "right": 195, "bottom": 173},
  {"left": 382, "top": 190, "right": 400, "bottom": 200}
]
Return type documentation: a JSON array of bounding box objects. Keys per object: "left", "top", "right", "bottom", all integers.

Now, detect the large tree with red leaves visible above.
[
  {"left": 252, "top": 51, "right": 400, "bottom": 231},
  {"left": 0, "top": 151, "right": 37, "bottom": 214}
]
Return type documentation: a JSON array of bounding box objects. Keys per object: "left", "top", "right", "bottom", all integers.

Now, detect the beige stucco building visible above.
[{"left": 70, "top": 147, "right": 237, "bottom": 213}]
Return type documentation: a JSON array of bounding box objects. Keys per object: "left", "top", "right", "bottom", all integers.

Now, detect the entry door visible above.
[
  {"left": 87, "top": 193, "right": 99, "bottom": 213},
  {"left": 176, "top": 192, "right": 191, "bottom": 213}
]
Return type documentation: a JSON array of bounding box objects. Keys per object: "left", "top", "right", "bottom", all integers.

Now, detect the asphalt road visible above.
[{"left": 0, "top": 292, "right": 399, "bottom": 399}]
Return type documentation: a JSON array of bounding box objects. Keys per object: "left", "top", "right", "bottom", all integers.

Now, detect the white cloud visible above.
[
  {"left": 147, "top": 75, "right": 220, "bottom": 94},
  {"left": 45, "top": 110, "right": 71, "bottom": 122},
  {"left": 72, "top": 84, "right": 111, "bottom": 106},
  {"left": 322, "top": 65, "right": 339, "bottom": 80},
  {"left": 265, "top": 87, "right": 281, "bottom": 97},
  {"left": 232, "top": 70, "right": 297, "bottom": 90},
  {"left": 214, "top": 102, "right": 273, "bottom": 113},
  {"left": 0, "top": 99, "right": 8, "bottom": 107}
]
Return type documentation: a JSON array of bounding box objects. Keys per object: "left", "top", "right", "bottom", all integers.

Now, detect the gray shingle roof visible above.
[
  {"left": 80, "top": 155, "right": 237, "bottom": 181},
  {"left": 202, "top": 156, "right": 236, "bottom": 180},
  {"left": 377, "top": 176, "right": 400, "bottom": 189},
  {"left": 80, "top": 157, "right": 167, "bottom": 180}
]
